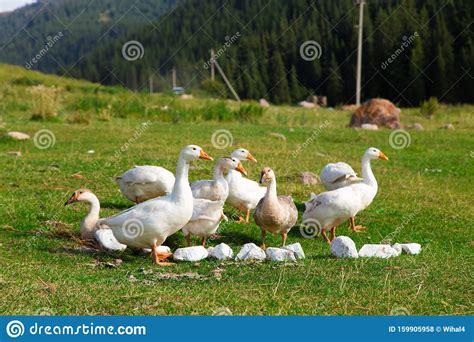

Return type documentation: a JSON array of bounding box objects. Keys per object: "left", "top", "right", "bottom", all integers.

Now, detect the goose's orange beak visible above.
[
  {"left": 235, "top": 162, "right": 248, "bottom": 176},
  {"left": 247, "top": 152, "right": 257, "bottom": 162},
  {"left": 378, "top": 151, "right": 389, "bottom": 160},
  {"left": 199, "top": 149, "right": 213, "bottom": 161}
]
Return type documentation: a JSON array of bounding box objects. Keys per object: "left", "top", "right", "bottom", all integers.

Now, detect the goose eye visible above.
[{"left": 192, "top": 148, "right": 197, "bottom": 151}]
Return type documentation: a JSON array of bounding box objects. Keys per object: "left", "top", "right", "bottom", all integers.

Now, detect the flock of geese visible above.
[{"left": 65, "top": 145, "right": 388, "bottom": 264}]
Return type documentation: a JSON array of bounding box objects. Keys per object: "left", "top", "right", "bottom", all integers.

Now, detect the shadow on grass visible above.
[{"left": 101, "top": 202, "right": 131, "bottom": 210}]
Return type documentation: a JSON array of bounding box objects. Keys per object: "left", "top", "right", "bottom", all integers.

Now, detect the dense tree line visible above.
[
  {"left": 72, "top": 0, "right": 473, "bottom": 105},
  {"left": 0, "top": 0, "right": 177, "bottom": 72}
]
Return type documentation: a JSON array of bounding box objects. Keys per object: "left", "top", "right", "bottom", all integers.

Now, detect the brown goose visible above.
[{"left": 253, "top": 167, "right": 298, "bottom": 249}]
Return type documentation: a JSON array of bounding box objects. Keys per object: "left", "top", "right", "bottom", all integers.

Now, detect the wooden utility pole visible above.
[
  {"left": 355, "top": 0, "right": 365, "bottom": 106},
  {"left": 214, "top": 59, "right": 241, "bottom": 102},
  {"left": 172, "top": 67, "right": 176, "bottom": 89},
  {"left": 210, "top": 49, "right": 215, "bottom": 81}
]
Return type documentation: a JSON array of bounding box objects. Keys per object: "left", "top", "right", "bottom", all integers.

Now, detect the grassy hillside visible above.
[{"left": 0, "top": 64, "right": 473, "bottom": 315}]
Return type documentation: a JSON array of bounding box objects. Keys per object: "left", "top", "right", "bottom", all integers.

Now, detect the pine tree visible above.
[{"left": 270, "top": 51, "right": 290, "bottom": 104}]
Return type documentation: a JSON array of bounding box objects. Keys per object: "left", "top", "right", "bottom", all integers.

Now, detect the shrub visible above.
[
  {"left": 29, "top": 85, "right": 60, "bottom": 120},
  {"left": 67, "top": 112, "right": 91, "bottom": 125},
  {"left": 201, "top": 80, "right": 228, "bottom": 98},
  {"left": 98, "top": 104, "right": 113, "bottom": 121},
  {"left": 68, "top": 96, "right": 107, "bottom": 112},
  {"left": 234, "top": 103, "right": 265, "bottom": 122},
  {"left": 420, "top": 97, "right": 439, "bottom": 118},
  {"left": 202, "top": 101, "right": 234, "bottom": 121}
]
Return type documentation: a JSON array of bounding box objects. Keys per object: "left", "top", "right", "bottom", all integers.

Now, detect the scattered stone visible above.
[
  {"left": 265, "top": 247, "right": 296, "bottom": 262},
  {"left": 7, "top": 151, "right": 22, "bottom": 157},
  {"left": 156, "top": 246, "right": 171, "bottom": 254},
  {"left": 392, "top": 244, "right": 402, "bottom": 256},
  {"left": 173, "top": 246, "right": 208, "bottom": 262},
  {"left": 87, "top": 150, "right": 95, "bottom": 154},
  {"left": 393, "top": 243, "right": 421, "bottom": 255},
  {"left": 259, "top": 98, "right": 270, "bottom": 107},
  {"left": 300, "top": 171, "right": 318, "bottom": 185},
  {"left": 180, "top": 94, "right": 193, "bottom": 100},
  {"left": 441, "top": 123, "right": 454, "bottom": 130},
  {"left": 331, "top": 236, "right": 359, "bottom": 258},
  {"left": 235, "top": 243, "right": 266, "bottom": 261},
  {"left": 360, "top": 123, "right": 379, "bottom": 130},
  {"left": 7, "top": 131, "right": 30, "bottom": 140},
  {"left": 350, "top": 98, "right": 401, "bottom": 129},
  {"left": 298, "top": 101, "right": 318, "bottom": 109},
  {"left": 407, "top": 123, "right": 424, "bottom": 130},
  {"left": 208, "top": 243, "right": 233, "bottom": 260},
  {"left": 268, "top": 132, "right": 286, "bottom": 141},
  {"left": 94, "top": 229, "right": 127, "bottom": 252},
  {"left": 358, "top": 244, "right": 399, "bottom": 258},
  {"left": 282, "top": 243, "right": 305, "bottom": 259},
  {"left": 213, "top": 307, "right": 233, "bottom": 316},
  {"left": 128, "top": 275, "right": 138, "bottom": 282}
]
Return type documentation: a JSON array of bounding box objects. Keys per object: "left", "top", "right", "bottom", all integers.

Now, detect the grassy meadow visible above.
[{"left": 0, "top": 64, "right": 473, "bottom": 315}]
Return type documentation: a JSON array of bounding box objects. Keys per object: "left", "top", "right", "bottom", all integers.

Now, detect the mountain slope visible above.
[
  {"left": 73, "top": 0, "right": 474, "bottom": 105},
  {"left": 0, "top": 0, "right": 177, "bottom": 73}
]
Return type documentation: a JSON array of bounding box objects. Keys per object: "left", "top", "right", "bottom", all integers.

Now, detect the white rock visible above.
[
  {"left": 330, "top": 236, "right": 359, "bottom": 258},
  {"left": 208, "top": 243, "right": 233, "bottom": 260},
  {"left": 282, "top": 243, "right": 305, "bottom": 259},
  {"left": 156, "top": 246, "right": 171, "bottom": 254},
  {"left": 259, "top": 98, "right": 270, "bottom": 107},
  {"left": 8, "top": 131, "right": 30, "bottom": 140},
  {"left": 235, "top": 243, "right": 266, "bottom": 261},
  {"left": 358, "top": 244, "right": 399, "bottom": 258},
  {"left": 265, "top": 247, "right": 296, "bottom": 262},
  {"left": 298, "top": 101, "right": 317, "bottom": 108},
  {"left": 173, "top": 246, "right": 208, "bottom": 262},
  {"left": 361, "top": 123, "right": 379, "bottom": 130},
  {"left": 393, "top": 243, "right": 421, "bottom": 255},
  {"left": 392, "top": 243, "right": 402, "bottom": 256},
  {"left": 87, "top": 150, "right": 95, "bottom": 154},
  {"left": 94, "top": 229, "right": 127, "bottom": 252}
]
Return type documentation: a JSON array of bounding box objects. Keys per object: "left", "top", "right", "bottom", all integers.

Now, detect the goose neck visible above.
[
  {"left": 171, "top": 157, "right": 191, "bottom": 200},
  {"left": 361, "top": 156, "right": 377, "bottom": 188}
]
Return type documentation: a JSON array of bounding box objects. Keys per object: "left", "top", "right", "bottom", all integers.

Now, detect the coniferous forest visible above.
[{"left": 2, "top": 0, "right": 473, "bottom": 105}]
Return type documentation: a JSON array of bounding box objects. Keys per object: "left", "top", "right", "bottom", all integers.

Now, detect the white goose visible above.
[
  {"left": 64, "top": 189, "right": 126, "bottom": 251},
  {"left": 116, "top": 165, "right": 175, "bottom": 203},
  {"left": 225, "top": 148, "right": 266, "bottom": 223},
  {"left": 181, "top": 199, "right": 227, "bottom": 246},
  {"left": 191, "top": 157, "right": 247, "bottom": 201},
  {"left": 99, "top": 145, "right": 213, "bottom": 264},
  {"left": 303, "top": 148, "right": 388, "bottom": 243},
  {"left": 320, "top": 162, "right": 362, "bottom": 190}
]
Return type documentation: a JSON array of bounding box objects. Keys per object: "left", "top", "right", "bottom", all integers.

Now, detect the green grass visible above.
[{"left": 0, "top": 64, "right": 473, "bottom": 316}]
